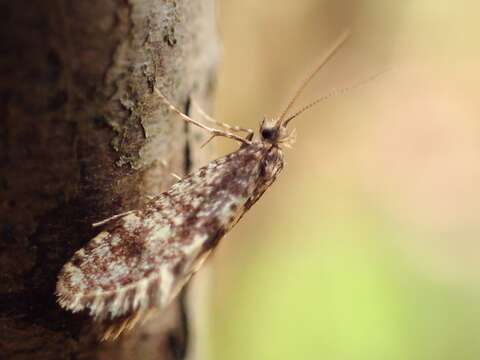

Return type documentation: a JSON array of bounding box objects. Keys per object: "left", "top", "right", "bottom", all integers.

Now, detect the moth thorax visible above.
[{"left": 263, "top": 149, "right": 284, "bottom": 175}]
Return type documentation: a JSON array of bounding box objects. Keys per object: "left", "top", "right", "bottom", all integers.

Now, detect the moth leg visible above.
[
  {"left": 191, "top": 99, "right": 254, "bottom": 137},
  {"left": 201, "top": 133, "right": 218, "bottom": 148},
  {"left": 159, "top": 159, "right": 182, "bottom": 181},
  {"left": 170, "top": 173, "right": 182, "bottom": 181},
  {"left": 199, "top": 129, "right": 240, "bottom": 148},
  {"left": 154, "top": 88, "right": 251, "bottom": 145},
  {"left": 92, "top": 210, "right": 136, "bottom": 228}
]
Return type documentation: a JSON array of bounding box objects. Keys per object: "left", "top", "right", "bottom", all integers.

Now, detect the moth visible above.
[{"left": 56, "top": 32, "right": 364, "bottom": 339}]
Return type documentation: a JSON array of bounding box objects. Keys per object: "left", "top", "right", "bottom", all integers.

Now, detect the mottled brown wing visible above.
[{"left": 56, "top": 143, "right": 281, "bottom": 322}]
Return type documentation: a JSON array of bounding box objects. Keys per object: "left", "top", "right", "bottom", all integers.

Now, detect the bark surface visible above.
[{"left": 0, "top": 0, "right": 218, "bottom": 358}]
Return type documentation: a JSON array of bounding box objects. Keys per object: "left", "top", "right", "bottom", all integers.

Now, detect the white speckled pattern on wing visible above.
[{"left": 56, "top": 141, "right": 284, "bottom": 321}]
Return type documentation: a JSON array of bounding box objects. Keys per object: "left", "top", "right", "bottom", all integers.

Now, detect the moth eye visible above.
[{"left": 261, "top": 127, "right": 276, "bottom": 140}]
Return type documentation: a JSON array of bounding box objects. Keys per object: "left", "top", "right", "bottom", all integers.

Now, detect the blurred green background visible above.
[{"left": 204, "top": 1, "right": 480, "bottom": 359}]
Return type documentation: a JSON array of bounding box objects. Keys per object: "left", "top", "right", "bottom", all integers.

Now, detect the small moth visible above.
[{"left": 56, "top": 32, "right": 360, "bottom": 339}]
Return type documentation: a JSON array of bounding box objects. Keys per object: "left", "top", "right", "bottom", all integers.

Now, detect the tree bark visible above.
[{"left": 0, "top": 0, "right": 218, "bottom": 358}]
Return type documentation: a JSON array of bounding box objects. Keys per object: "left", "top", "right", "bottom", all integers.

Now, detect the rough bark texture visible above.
[{"left": 0, "top": 0, "right": 218, "bottom": 358}]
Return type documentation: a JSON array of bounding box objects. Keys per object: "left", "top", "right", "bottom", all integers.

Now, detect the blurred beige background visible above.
[{"left": 205, "top": 1, "right": 480, "bottom": 359}]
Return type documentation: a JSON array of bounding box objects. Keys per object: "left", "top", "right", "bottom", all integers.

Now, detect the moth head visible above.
[{"left": 260, "top": 116, "right": 296, "bottom": 147}]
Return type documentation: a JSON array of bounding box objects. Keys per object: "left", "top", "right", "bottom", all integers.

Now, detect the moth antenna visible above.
[
  {"left": 278, "top": 30, "right": 351, "bottom": 125},
  {"left": 283, "top": 69, "right": 388, "bottom": 126}
]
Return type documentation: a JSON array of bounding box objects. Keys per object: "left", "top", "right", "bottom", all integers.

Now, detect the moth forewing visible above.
[{"left": 56, "top": 141, "right": 284, "bottom": 333}]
